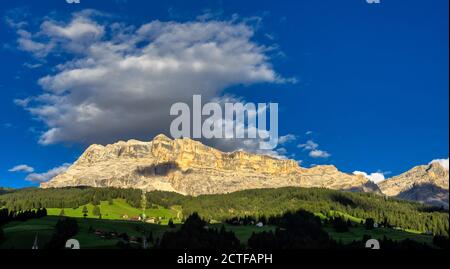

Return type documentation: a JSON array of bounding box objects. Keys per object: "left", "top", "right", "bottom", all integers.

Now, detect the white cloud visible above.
[
  {"left": 353, "top": 171, "right": 386, "bottom": 184},
  {"left": 298, "top": 140, "right": 318, "bottom": 151},
  {"left": 23, "top": 62, "right": 43, "bottom": 69},
  {"left": 278, "top": 134, "right": 297, "bottom": 145},
  {"left": 25, "top": 163, "right": 71, "bottom": 182},
  {"left": 8, "top": 164, "right": 34, "bottom": 173},
  {"left": 429, "top": 158, "right": 449, "bottom": 171},
  {"left": 276, "top": 147, "right": 287, "bottom": 155},
  {"left": 305, "top": 130, "right": 313, "bottom": 135},
  {"left": 298, "top": 139, "right": 331, "bottom": 159},
  {"left": 309, "top": 149, "right": 331, "bottom": 158},
  {"left": 41, "top": 16, "right": 104, "bottom": 41},
  {"left": 12, "top": 10, "right": 291, "bottom": 151},
  {"left": 14, "top": 98, "right": 31, "bottom": 107}
]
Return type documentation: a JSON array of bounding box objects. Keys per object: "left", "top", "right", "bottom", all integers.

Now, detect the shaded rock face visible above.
[
  {"left": 379, "top": 162, "right": 449, "bottom": 208},
  {"left": 346, "top": 181, "right": 382, "bottom": 194},
  {"left": 41, "top": 134, "right": 369, "bottom": 195},
  {"left": 396, "top": 183, "right": 449, "bottom": 209}
]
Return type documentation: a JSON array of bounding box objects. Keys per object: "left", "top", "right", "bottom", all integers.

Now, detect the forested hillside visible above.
[{"left": 0, "top": 187, "right": 448, "bottom": 236}]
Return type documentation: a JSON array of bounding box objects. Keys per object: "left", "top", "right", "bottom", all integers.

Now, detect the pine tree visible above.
[
  {"left": 168, "top": 219, "right": 175, "bottom": 228},
  {"left": 82, "top": 206, "right": 88, "bottom": 218}
]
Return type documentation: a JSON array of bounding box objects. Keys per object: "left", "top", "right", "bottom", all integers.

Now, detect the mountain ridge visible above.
[
  {"left": 41, "top": 134, "right": 371, "bottom": 195},
  {"left": 379, "top": 161, "right": 449, "bottom": 208},
  {"left": 41, "top": 134, "right": 449, "bottom": 208}
]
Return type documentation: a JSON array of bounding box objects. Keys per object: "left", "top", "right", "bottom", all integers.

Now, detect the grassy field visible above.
[
  {"left": 46, "top": 199, "right": 180, "bottom": 224},
  {"left": 324, "top": 225, "right": 433, "bottom": 245},
  {"left": 0, "top": 216, "right": 175, "bottom": 249},
  {"left": 0, "top": 216, "right": 277, "bottom": 249},
  {"left": 74, "top": 217, "right": 173, "bottom": 249},
  {"left": 2, "top": 198, "right": 182, "bottom": 249},
  {"left": 0, "top": 199, "right": 435, "bottom": 249},
  {"left": 0, "top": 217, "right": 56, "bottom": 249}
]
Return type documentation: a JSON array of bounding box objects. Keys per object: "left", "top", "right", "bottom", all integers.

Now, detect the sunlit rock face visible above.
[
  {"left": 41, "top": 134, "right": 371, "bottom": 195},
  {"left": 379, "top": 162, "right": 449, "bottom": 208}
]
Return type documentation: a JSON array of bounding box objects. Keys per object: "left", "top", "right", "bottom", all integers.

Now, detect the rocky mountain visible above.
[
  {"left": 379, "top": 162, "right": 449, "bottom": 208},
  {"left": 41, "top": 134, "right": 371, "bottom": 195}
]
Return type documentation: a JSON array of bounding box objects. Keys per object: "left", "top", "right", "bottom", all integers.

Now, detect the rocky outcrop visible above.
[
  {"left": 379, "top": 162, "right": 449, "bottom": 208},
  {"left": 41, "top": 134, "right": 370, "bottom": 195}
]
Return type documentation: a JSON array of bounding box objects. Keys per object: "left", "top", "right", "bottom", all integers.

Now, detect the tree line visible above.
[
  {"left": 156, "top": 211, "right": 441, "bottom": 250},
  {"left": 0, "top": 208, "right": 47, "bottom": 226}
]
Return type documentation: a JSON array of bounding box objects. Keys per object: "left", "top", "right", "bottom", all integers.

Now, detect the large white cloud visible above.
[{"left": 12, "top": 11, "right": 291, "bottom": 154}]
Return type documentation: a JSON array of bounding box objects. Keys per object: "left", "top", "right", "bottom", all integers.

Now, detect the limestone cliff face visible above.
[
  {"left": 41, "top": 134, "right": 370, "bottom": 195},
  {"left": 379, "top": 162, "right": 449, "bottom": 207}
]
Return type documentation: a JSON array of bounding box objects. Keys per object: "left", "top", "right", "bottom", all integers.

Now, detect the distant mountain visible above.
[
  {"left": 41, "top": 134, "right": 371, "bottom": 195},
  {"left": 379, "top": 162, "right": 449, "bottom": 208},
  {"left": 0, "top": 187, "right": 14, "bottom": 195}
]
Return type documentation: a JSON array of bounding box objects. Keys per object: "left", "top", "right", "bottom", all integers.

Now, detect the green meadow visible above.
[
  {"left": 46, "top": 199, "right": 181, "bottom": 224},
  {"left": 0, "top": 198, "right": 435, "bottom": 249},
  {"left": 0, "top": 216, "right": 277, "bottom": 249},
  {"left": 324, "top": 226, "right": 433, "bottom": 245},
  {"left": 0, "top": 216, "right": 172, "bottom": 249}
]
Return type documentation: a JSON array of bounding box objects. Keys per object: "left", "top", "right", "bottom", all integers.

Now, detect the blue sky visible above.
[{"left": 0, "top": 0, "right": 448, "bottom": 188}]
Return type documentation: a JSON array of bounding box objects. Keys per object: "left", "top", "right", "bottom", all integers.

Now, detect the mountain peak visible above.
[{"left": 152, "top": 133, "right": 172, "bottom": 142}]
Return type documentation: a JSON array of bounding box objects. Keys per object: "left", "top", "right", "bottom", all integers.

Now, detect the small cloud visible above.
[
  {"left": 429, "top": 158, "right": 449, "bottom": 171},
  {"left": 278, "top": 134, "right": 297, "bottom": 145},
  {"left": 264, "top": 33, "right": 274, "bottom": 40},
  {"left": 25, "top": 163, "right": 71, "bottom": 182},
  {"left": 305, "top": 131, "right": 313, "bottom": 135},
  {"left": 298, "top": 138, "right": 331, "bottom": 159},
  {"left": 23, "top": 62, "right": 43, "bottom": 69},
  {"left": 309, "top": 150, "right": 331, "bottom": 158},
  {"left": 298, "top": 140, "right": 318, "bottom": 151},
  {"left": 276, "top": 147, "right": 287, "bottom": 155},
  {"left": 8, "top": 164, "right": 34, "bottom": 173},
  {"left": 196, "top": 9, "right": 224, "bottom": 21},
  {"left": 353, "top": 171, "right": 386, "bottom": 184},
  {"left": 14, "top": 98, "right": 31, "bottom": 107}
]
